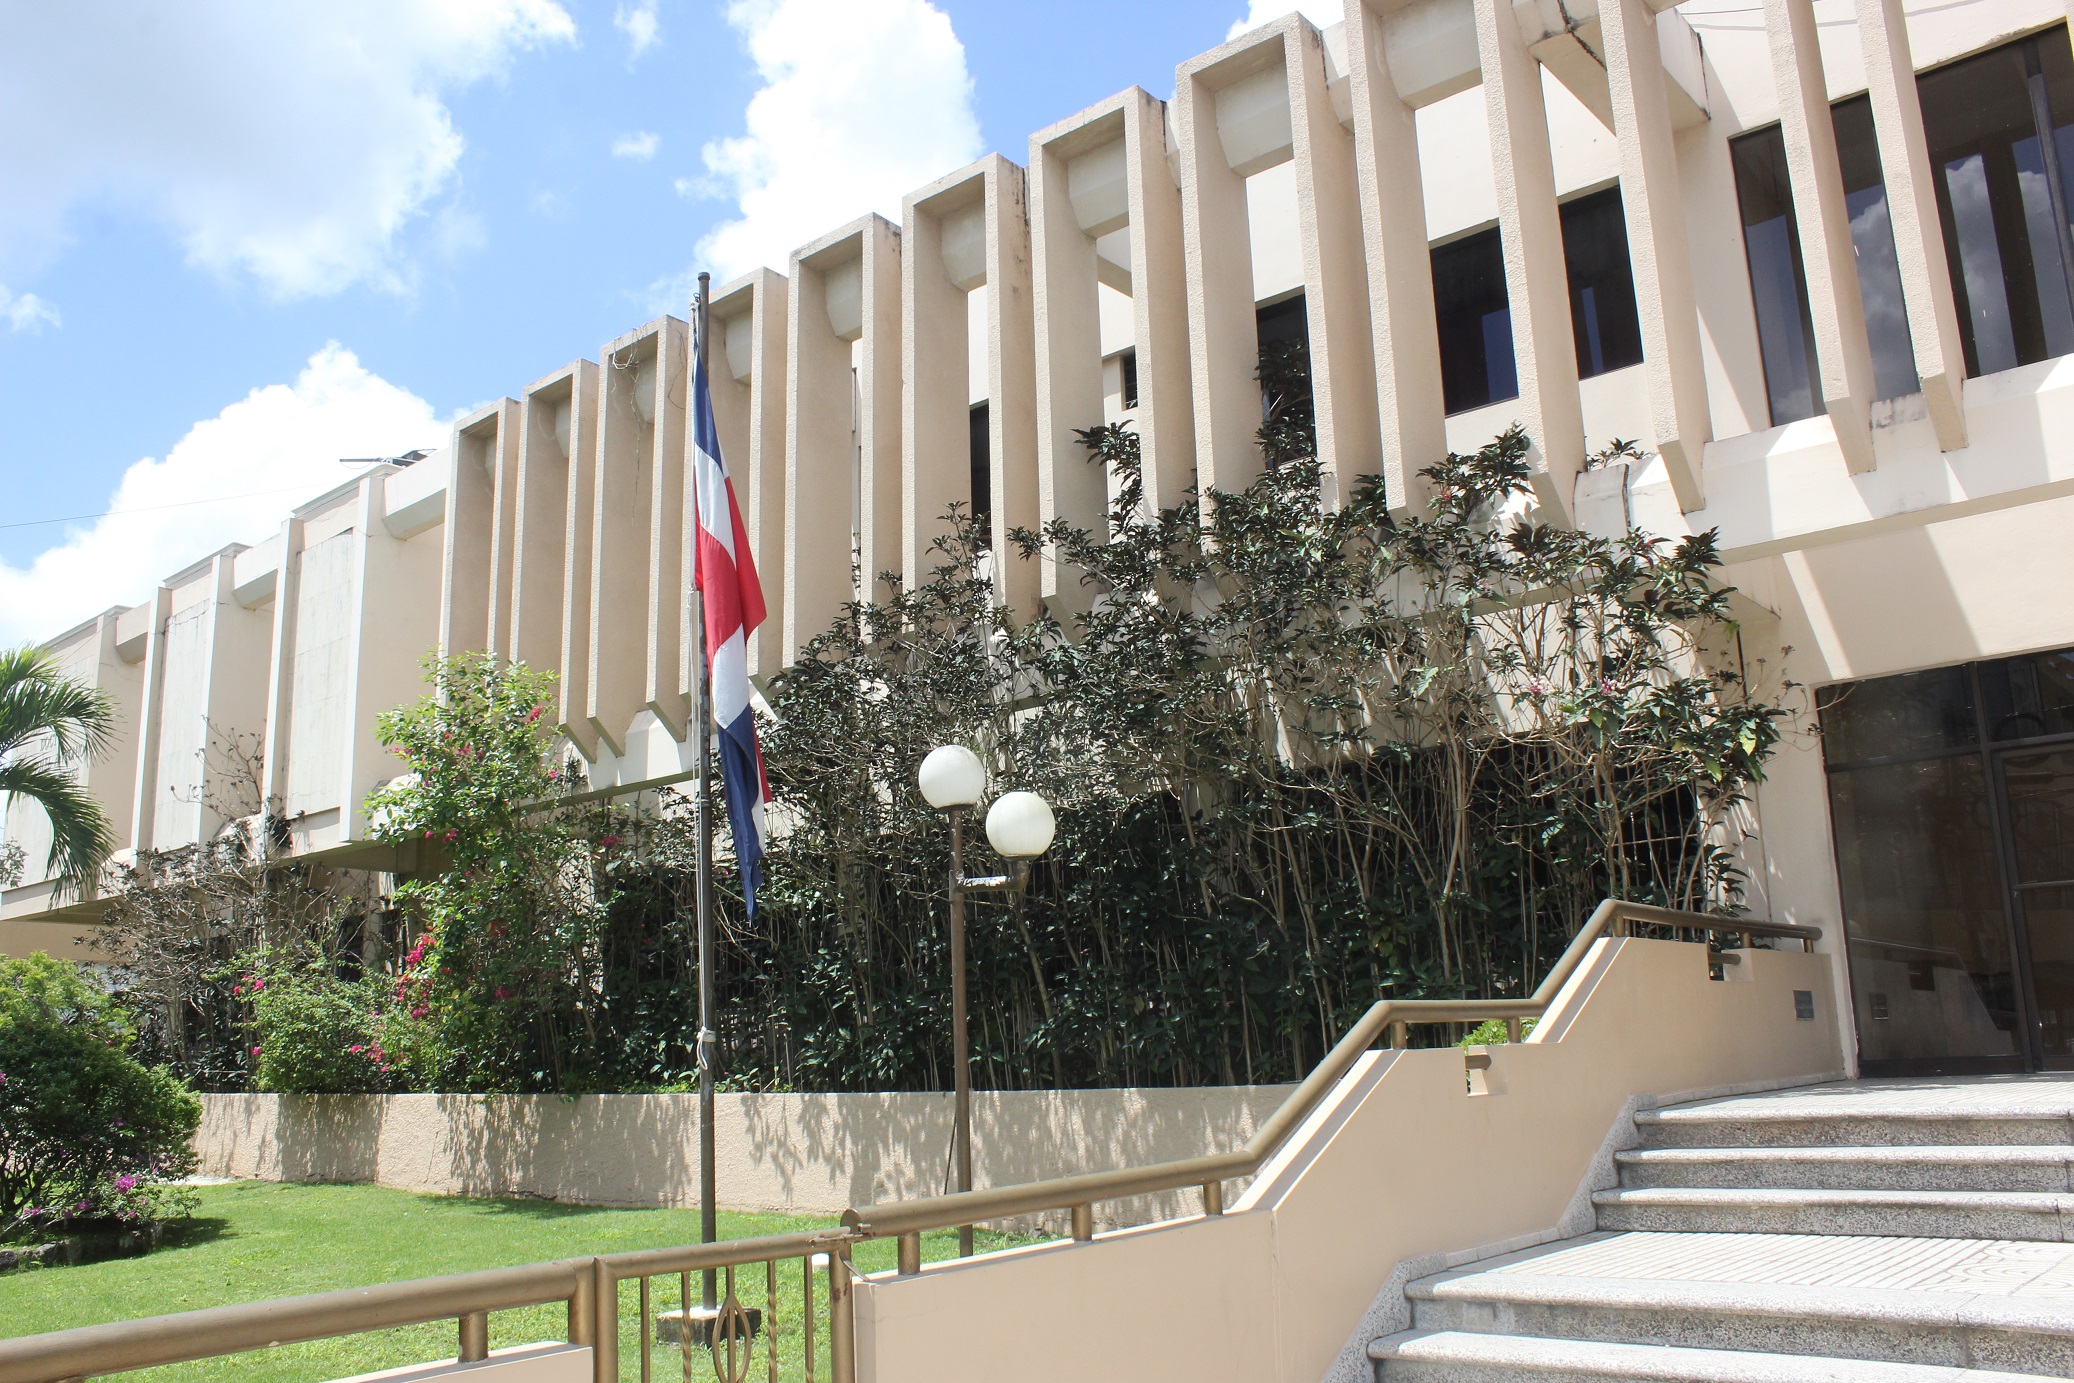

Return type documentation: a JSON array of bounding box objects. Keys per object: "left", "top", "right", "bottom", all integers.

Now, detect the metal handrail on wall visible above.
[{"left": 0, "top": 900, "right": 1816, "bottom": 1383}]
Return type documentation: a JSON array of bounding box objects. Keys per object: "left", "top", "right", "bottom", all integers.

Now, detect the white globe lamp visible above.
[
  {"left": 985, "top": 791, "right": 1056, "bottom": 859},
  {"left": 918, "top": 745, "right": 986, "bottom": 809}
]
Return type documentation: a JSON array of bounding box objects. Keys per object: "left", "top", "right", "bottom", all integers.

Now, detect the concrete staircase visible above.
[{"left": 1368, "top": 1077, "right": 2074, "bottom": 1381}]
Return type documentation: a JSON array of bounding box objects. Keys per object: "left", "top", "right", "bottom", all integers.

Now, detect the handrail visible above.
[
  {"left": 0, "top": 1257, "right": 596, "bottom": 1382},
  {"left": 0, "top": 900, "right": 1815, "bottom": 1383},
  {"left": 840, "top": 900, "right": 1818, "bottom": 1240}
]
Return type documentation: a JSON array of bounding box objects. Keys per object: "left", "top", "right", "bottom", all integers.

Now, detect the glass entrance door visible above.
[
  {"left": 1820, "top": 649, "right": 2074, "bottom": 1074},
  {"left": 1996, "top": 746, "right": 2074, "bottom": 1067}
]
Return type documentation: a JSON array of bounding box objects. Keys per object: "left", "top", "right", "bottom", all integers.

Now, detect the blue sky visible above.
[{"left": 0, "top": 0, "right": 1323, "bottom": 643}]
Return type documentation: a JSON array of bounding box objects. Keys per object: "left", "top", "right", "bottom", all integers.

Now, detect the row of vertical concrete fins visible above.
[{"left": 2, "top": 0, "right": 1998, "bottom": 900}]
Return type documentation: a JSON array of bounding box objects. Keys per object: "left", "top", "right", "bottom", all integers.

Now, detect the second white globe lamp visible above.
[{"left": 985, "top": 790, "right": 1056, "bottom": 859}]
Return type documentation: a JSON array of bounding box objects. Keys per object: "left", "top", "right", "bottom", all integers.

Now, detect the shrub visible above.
[
  {"left": 1458, "top": 1018, "right": 1537, "bottom": 1047},
  {"left": 0, "top": 954, "right": 200, "bottom": 1241},
  {"left": 246, "top": 967, "right": 422, "bottom": 1094}
]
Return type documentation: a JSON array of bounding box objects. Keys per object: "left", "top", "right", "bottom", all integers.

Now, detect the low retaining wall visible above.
[{"left": 194, "top": 1085, "right": 1291, "bottom": 1228}]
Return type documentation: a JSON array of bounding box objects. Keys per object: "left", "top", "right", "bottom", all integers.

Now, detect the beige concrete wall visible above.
[
  {"left": 194, "top": 1085, "right": 1291, "bottom": 1231},
  {"left": 851, "top": 937, "right": 1843, "bottom": 1383}
]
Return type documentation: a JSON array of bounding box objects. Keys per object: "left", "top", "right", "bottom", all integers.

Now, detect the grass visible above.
[{"left": 0, "top": 1181, "right": 1018, "bottom": 1381}]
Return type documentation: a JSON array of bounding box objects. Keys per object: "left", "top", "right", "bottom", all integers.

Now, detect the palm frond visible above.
[
  {"left": 0, "top": 646, "right": 118, "bottom": 766},
  {"left": 0, "top": 756, "right": 116, "bottom": 899}
]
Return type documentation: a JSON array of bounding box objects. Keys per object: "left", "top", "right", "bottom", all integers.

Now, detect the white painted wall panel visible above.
[
  {"left": 150, "top": 602, "right": 211, "bottom": 851},
  {"left": 284, "top": 532, "right": 356, "bottom": 818}
]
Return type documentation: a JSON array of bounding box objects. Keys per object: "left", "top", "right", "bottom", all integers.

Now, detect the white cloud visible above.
[
  {"left": 0, "top": 1, "right": 576, "bottom": 300},
  {"left": 613, "top": 131, "right": 662, "bottom": 161},
  {"left": 692, "top": 0, "right": 983, "bottom": 279},
  {"left": 0, "top": 286, "right": 58, "bottom": 333},
  {"left": 615, "top": 1, "right": 662, "bottom": 59},
  {"left": 0, "top": 345, "right": 448, "bottom": 646},
  {"left": 1226, "top": 2, "right": 1343, "bottom": 39}
]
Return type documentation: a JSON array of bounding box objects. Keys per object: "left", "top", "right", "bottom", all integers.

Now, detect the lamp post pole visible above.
[
  {"left": 948, "top": 808, "right": 974, "bottom": 1258},
  {"left": 916, "top": 747, "right": 1054, "bottom": 1263}
]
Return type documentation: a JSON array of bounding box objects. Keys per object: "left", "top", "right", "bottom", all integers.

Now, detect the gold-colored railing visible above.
[
  {"left": 840, "top": 899, "right": 1818, "bottom": 1253},
  {"left": 0, "top": 900, "right": 1816, "bottom": 1383}
]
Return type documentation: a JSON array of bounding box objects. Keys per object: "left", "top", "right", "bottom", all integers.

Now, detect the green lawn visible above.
[{"left": 0, "top": 1181, "right": 1013, "bottom": 1382}]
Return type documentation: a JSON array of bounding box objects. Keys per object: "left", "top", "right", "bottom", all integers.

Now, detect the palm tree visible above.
[{"left": 0, "top": 646, "right": 118, "bottom": 897}]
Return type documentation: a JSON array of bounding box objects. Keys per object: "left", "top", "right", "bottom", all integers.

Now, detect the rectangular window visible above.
[
  {"left": 968, "top": 401, "right": 991, "bottom": 539},
  {"left": 1432, "top": 227, "right": 1517, "bottom": 415},
  {"left": 1431, "top": 193, "right": 1649, "bottom": 413},
  {"left": 1731, "top": 95, "right": 1922, "bottom": 426},
  {"left": 1560, "top": 187, "right": 1646, "bottom": 378},
  {"left": 1921, "top": 30, "right": 2074, "bottom": 377},
  {"left": 1255, "top": 293, "right": 1310, "bottom": 424},
  {"left": 1834, "top": 96, "right": 1920, "bottom": 401},
  {"left": 1732, "top": 125, "right": 1820, "bottom": 426},
  {"left": 1119, "top": 348, "right": 1139, "bottom": 411}
]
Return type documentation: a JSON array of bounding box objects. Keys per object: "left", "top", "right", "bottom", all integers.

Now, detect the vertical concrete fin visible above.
[
  {"left": 1763, "top": 0, "right": 1877, "bottom": 474},
  {"left": 1855, "top": 0, "right": 1968, "bottom": 451},
  {"left": 1289, "top": 19, "right": 1383, "bottom": 512},
  {"left": 1349, "top": 0, "right": 1446, "bottom": 517},
  {"left": 557, "top": 360, "right": 601, "bottom": 759},
  {"left": 1602, "top": 0, "right": 1711, "bottom": 511},
  {"left": 1476, "top": 0, "right": 1587, "bottom": 521}
]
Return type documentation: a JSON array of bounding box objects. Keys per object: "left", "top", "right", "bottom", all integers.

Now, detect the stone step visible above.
[
  {"left": 1591, "top": 1187, "right": 2074, "bottom": 1241},
  {"left": 1406, "top": 1232, "right": 2074, "bottom": 1377},
  {"left": 1614, "top": 1146, "right": 2074, "bottom": 1194},
  {"left": 1368, "top": 1329, "right": 2057, "bottom": 1382},
  {"left": 1634, "top": 1103, "right": 2074, "bottom": 1144}
]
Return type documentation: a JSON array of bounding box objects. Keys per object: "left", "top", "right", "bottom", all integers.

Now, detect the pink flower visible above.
[
  {"left": 113, "top": 1176, "right": 136, "bottom": 1192},
  {"left": 494, "top": 987, "right": 510, "bottom": 1001},
  {"left": 410, "top": 1005, "right": 429, "bottom": 1019},
  {"left": 250, "top": 1045, "right": 262, "bottom": 1057},
  {"left": 444, "top": 829, "right": 458, "bottom": 844},
  {"left": 1599, "top": 678, "right": 1618, "bottom": 696},
  {"left": 526, "top": 705, "right": 544, "bottom": 724},
  {"left": 598, "top": 834, "right": 622, "bottom": 850}
]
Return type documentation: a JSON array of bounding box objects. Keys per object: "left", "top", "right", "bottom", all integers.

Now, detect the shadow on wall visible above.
[{"left": 195, "top": 1087, "right": 1293, "bottom": 1234}]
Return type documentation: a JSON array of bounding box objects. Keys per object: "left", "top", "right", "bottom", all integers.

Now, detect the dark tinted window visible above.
[
  {"left": 968, "top": 401, "right": 991, "bottom": 538},
  {"left": 1432, "top": 227, "right": 1518, "bottom": 414},
  {"left": 1817, "top": 665, "right": 1978, "bottom": 763},
  {"left": 1120, "top": 348, "right": 1139, "bottom": 410},
  {"left": 1559, "top": 187, "right": 1645, "bottom": 378},
  {"left": 1981, "top": 648, "right": 2074, "bottom": 740},
  {"left": 1832, "top": 96, "right": 1920, "bottom": 401},
  {"left": 1921, "top": 31, "right": 2074, "bottom": 376},
  {"left": 1731, "top": 124, "right": 1820, "bottom": 426}
]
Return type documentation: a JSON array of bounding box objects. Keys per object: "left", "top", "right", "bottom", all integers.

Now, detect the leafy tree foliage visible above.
[
  {"left": 110, "top": 344, "right": 1792, "bottom": 1099},
  {"left": 0, "top": 954, "right": 200, "bottom": 1240},
  {"left": 717, "top": 340, "right": 1790, "bottom": 1091}
]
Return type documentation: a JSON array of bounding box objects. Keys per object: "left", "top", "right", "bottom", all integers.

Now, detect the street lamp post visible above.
[{"left": 916, "top": 746, "right": 1055, "bottom": 1258}]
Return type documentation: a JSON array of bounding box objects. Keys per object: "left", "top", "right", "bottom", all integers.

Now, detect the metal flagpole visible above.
[{"left": 693, "top": 270, "right": 719, "bottom": 1311}]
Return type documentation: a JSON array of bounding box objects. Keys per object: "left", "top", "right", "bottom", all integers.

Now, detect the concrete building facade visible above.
[{"left": 9, "top": 0, "right": 2074, "bottom": 1078}]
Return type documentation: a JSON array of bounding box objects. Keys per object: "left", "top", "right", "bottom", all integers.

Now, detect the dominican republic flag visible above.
[{"left": 691, "top": 321, "right": 773, "bottom": 916}]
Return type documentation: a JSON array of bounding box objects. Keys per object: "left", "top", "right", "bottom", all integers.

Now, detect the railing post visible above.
[
  {"left": 459, "top": 1310, "right": 489, "bottom": 1363},
  {"left": 591, "top": 1259, "right": 617, "bottom": 1383},
  {"left": 896, "top": 1232, "right": 922, "bottom": 1276},
  {"left": 569, "top": 1262, "right": 597, "bottom": 1349},
  {"left": 1389, "top": 1020, "right": 1408, "bottom": 1049},
  {"left": 1070, "top": 1204, "right": 1094, "bottom": 1241},
  {"left": 1200, "top": 1180, "right": 1224, "bottom": 1216},
  {"left": 1505, "top": 1017, "right": 1522, "bottom": 1044},
  {"left": 830, "top": 1244, "right": 857, "bottom": 1383}
]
